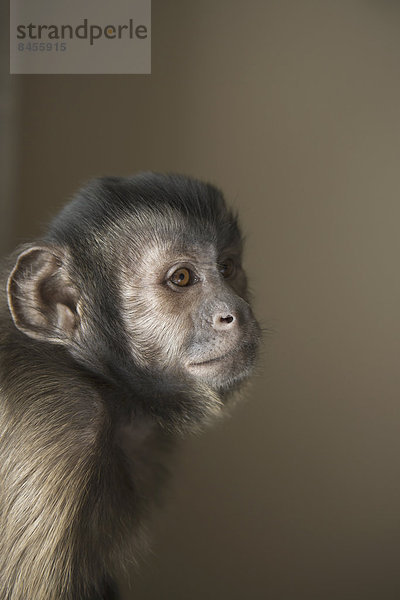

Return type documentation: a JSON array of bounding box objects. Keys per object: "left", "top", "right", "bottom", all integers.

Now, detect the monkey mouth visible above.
[
  {"left": 185, "top": 336, "right": 259, "bottom": 389},
  {"left": 185, "top": 344, "right": 257, "bottom": 391},
  {"left": 187, "top": 339, "right": 257, "bottom": 370},
  {"left": 187, "top": 352, "right": 232, "bottom": 367}
]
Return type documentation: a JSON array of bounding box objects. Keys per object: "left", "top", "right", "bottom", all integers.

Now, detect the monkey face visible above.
[{"left": 119, "top": 228, "right": 260, "bottom": 393}]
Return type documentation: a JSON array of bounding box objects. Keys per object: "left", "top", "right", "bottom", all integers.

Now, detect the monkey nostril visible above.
[
  {"left": 221, "top": 315, "right": 234, "bottom": 324},
  {"left": 212, "top": 313, "right": 236, "bottom": 330}
]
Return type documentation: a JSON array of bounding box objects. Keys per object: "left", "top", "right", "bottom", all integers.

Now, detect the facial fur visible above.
[
  {"left": 38, "top": 174, "right": 261, "bottom": 413},
  {"left": 118, "top": 216, "right": 259, "bottom": 393}
]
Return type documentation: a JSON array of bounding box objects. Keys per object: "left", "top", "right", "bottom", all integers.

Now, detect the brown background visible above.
[{"left": 2, "top": 1, "right": 400, "bottom": 599}]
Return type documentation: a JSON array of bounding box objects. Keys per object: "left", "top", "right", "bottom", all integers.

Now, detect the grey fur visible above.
[{"left": 0, "top": 173, "right": 260, "bottom": 599}]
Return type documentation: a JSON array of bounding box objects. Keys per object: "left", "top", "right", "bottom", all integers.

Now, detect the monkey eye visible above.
[
  {"left": 169, "top": 267, "right": 195, "bottom": 287},
  {"left": 219, "top": 258, "right": 235, "bottom": 279}
]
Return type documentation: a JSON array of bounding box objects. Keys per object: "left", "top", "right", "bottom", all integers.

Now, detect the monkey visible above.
[{"left": 0, "top": 173, "right": 260, "bottom": 600}]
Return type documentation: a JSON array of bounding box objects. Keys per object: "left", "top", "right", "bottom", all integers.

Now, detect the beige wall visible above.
[{"left": 5, "top": 1, "right": 400, "bottom": 598}]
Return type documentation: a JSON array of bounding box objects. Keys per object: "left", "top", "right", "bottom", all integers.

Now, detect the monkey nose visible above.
[{"left": 212, "top": 312, "right": 237, "bottom": 331}]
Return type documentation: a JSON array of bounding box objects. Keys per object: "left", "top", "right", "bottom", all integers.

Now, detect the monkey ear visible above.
[{"left": 7, "top": 246, "right": 79, "bottom": 343}]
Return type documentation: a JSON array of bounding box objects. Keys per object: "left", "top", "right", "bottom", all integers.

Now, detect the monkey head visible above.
[{"left": 7, "top": 174, "right": 260, "bottom": 430}]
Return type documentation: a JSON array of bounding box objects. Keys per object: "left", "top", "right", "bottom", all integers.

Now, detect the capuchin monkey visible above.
[{"left": 0, "top": 173, "right": 260, "bottom": 600}]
